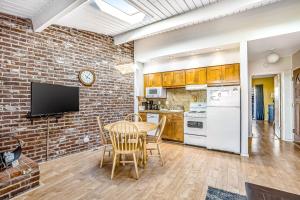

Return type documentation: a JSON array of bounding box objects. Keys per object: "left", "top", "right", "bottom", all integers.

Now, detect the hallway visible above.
[
  {"left": 250, "top": 120, "right": 300, "bottom": 157},
  {"left": 248, "top": 120, "right": 300, "bottom": 191}
]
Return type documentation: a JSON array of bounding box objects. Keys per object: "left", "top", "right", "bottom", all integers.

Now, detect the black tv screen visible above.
[{"left": 30, "top": 82, "right": 79, "bottom": 116}]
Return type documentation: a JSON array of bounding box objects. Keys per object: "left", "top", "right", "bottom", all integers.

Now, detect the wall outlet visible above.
[{"left": 83, "top": 135, "right": 90, "bottom": 143}]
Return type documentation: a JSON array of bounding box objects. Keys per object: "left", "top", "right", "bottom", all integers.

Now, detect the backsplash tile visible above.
[{"left": 150, "top": 88, "right": 206, "bottom": 111}]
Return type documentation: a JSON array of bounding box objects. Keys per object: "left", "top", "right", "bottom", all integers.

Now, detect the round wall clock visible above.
[{"left": 78, "top": 69, "right": 96, "bottom": 86}]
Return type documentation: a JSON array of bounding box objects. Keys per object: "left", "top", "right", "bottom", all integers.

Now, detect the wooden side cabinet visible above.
[{"left": 185, "top": 68, "right": 207, "bottom": 85}]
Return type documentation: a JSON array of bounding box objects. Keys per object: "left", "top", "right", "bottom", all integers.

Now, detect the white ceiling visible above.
[
  {"left": 248, "top": 31, "right": 300, "bottom": 61},
  {"left": 0, "top": 0, "right": 49, "bottom": 18},
  {"left": 0, "top": 0, "right": 280, "bottom": 39},
  {"left": 52, "top": 0, "right": 219, "bottom": 36}
]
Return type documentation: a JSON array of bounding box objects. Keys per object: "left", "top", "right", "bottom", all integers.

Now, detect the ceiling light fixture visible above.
[
  {"left": 94, "top": 0, "right": 145, "bottom": 24},
  {"left": 266, "top": 51, "right": 280, "bottom": 64}
]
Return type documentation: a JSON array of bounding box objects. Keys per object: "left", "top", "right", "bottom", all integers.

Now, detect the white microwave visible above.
[{"left": 146, "top": 87, "right": 167, "bottom": 98}]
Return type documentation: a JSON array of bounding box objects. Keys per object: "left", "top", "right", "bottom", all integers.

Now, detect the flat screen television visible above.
[{"left": 30, "top": 82, "right": 79, "bottom": 117}]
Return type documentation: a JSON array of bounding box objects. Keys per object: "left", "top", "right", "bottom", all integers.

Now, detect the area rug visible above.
[{"left": 205, "top": 186, "right": 247, "bottom": 200}]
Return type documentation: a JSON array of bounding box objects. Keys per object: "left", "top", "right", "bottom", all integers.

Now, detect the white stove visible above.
[{"left": 184, "top": 102, "right": 207, "bottom": 147}]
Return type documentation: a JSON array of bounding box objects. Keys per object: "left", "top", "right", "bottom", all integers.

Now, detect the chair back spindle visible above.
[{"left": 109, "top": 121, "right": 139, "bottom": 152}]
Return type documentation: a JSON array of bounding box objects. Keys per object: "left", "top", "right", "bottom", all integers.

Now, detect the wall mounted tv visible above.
[{"left": 29, "top": 82, "right": 79, "bottom": 117}]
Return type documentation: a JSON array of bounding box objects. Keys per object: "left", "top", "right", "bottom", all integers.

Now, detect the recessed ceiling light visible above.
[{"left": 94, "top": 0, "right": 145, "bottom": 24}]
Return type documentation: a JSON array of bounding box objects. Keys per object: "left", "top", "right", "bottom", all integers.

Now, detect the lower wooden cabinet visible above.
[
  {"left": 139, "top": 112, "right": 147, "bottom": 122},
  {"left": 160, "top": 113, "right": 184, "bottom": 142},
  {"left": 139, "top": 112, "right": 184, "bottom": 143}
]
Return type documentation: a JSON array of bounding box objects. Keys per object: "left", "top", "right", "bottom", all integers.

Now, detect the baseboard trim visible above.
[{"left": 240, "top": 153, "right": 249, "bottom": 157}]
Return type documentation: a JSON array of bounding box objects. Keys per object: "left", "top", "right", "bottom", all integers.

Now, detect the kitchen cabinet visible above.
[
  {"left": 146, "top": 73, "right": 162, "bottom": 87},
  {"left": 139, "top": 112, "right": 147, "bottom": 122},
  {"left": 207, "top": 64, "right": 240, "bottom": 85},
  {"left": 144, "top": 74, "right": 149, "bottom": 88},
  {"left": 185, "top": 68, "right": 207, "bottom": 85},
  {"left": 160, "top": 113, "right": 184, "bottom": 142},
  {"left": 207, "top": 66, "right": 223, "bottom": 85},
  {"left": 144, "top": 63, "right": 239, "bottom": 92},
  {"left": 162, "top": 70, "right": 185, "bottom": 87},
  {"left": 173, "top": 70, "right": 186, "bottom": 86},
  {"left": 222, "top": 64, "right": 240, "bottom": 84},
  {"left": 162, "top": 72, "right": 173, "bottom": 87}
]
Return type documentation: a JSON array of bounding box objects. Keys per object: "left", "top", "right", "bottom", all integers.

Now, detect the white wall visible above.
[
  {"left": 135, "top": 0, "right": 300, "bottom": 62},
  {"left": 249, "top": 57, "right": 292, "bottom": 76},
  {"left": 240, "top": 41, "right": 250, "bottom": 157},
  {"left": 143, "top": 48, "right": 240, "bottom": 74},
  {"left": 249, "top": 56, "right": 294, "bottom": 141}
]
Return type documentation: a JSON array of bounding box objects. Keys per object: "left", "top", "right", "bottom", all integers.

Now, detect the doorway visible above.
[
  {"left": 251, "top": 75, "right": 281, "bottom": 138},
  {"left": 293, "top": 68, "right": 300, "bottom": 144}
]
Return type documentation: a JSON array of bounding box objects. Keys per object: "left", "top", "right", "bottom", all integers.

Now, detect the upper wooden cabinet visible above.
[
  {"left": 173, "top": 70, "right": 185, "bottom": 86},
  {"left": 162, "top": 70, "right": 185, "bottom": 87},
  {"left": 147, "top": 73, "right": 162, "bottom": 87},
  {"left": 185, "top": 68, "right": 207, "bottom": 85},
  {"left": 144, "top": 74, "right": 149, "bottom": 88},
  {"left": 144, "top": 64, "right": 239, "bottom": 91},
  {"left": 222, "top": 64, "right": 240, "bottom": 84},
  {"left": 207, "top": 64, "right": 240, "bottom": 85},
  {"left": 162, "top": 72, "right": 173, "bottom": 87},
  {"left": 207, "top": 66, "right": 223, "bottom": 85}
]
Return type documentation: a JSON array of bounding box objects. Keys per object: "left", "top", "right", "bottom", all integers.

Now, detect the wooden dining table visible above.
[{"left": 104, "top": 121, "right": 157, "bottom": 167}]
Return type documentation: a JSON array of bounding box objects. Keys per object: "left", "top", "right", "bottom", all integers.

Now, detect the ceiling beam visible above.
[
  {"left": 32, "top": 0, "right": 89, "bottom": 32},
  {"left": 114, "top": 0, "right": 279, "bottom": 45}
]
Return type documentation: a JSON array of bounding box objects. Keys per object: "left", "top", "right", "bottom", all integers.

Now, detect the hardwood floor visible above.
[{"left": 15, "top": 120, "right": 300, "bottom": 200}]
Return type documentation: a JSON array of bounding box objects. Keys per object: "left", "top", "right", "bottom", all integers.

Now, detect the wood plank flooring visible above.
[{"left": 14, "top": 121, "right": 300, "bottom": 200}]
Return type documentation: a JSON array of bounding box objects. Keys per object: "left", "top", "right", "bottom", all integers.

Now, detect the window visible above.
[{"left": 94, "top": 0, "right": 145, "bottom": 24}]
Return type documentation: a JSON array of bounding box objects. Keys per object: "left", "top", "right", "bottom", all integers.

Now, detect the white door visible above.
[{"left": 207, "top": 107, "right": 240, "bottom": 154}]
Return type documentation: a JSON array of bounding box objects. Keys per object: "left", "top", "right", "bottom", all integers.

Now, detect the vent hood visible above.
[{"left": 185, "top": 84, "right": 207, "bottom": 90}]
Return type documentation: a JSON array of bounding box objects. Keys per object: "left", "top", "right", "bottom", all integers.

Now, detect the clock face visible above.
[{"left": 79, "top": 70, "right": 95, "bottom": 86}]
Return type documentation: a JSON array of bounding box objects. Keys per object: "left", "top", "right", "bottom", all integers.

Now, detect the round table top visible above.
[{"left": 104, "top": 121, "right": 157, "bottom": 133}]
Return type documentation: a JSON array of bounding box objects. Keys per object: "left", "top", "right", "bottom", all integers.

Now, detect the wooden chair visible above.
[
  {"left": 146, "top": 115, "right": 166, "bottom": 166},
  {"left": 96, "top": 116, "right": 113, "bottom": 168},
  {"left": 124, "top": 113, "right": 143, "bottom": 122},
  {"left": 109, "top": 121, "right": 140, "bottom": 179}
]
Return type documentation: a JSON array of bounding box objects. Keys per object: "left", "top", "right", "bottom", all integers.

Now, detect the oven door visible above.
[{"left": 184, "top": 117, "right": 207, "bottom": 136}]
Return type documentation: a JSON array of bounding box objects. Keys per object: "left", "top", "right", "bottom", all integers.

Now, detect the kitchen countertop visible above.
[{"left": 139, "top": 110, "right": 184, "bottom": 114}]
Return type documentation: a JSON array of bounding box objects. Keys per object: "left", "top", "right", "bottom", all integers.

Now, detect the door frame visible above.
[{"left": 250, "top": 74, "right": 280, "bottom": 137}]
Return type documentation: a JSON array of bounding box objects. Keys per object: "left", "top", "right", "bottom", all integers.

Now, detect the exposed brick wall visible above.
[
  {"left": 0, "top": 13, "right": 134, "bottom": 162},
  {"left": 0, "top": 155, "right": 40, "bottom": 199}
]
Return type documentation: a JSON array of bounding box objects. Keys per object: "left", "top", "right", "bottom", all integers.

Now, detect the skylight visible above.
[
  {"left": 94, "top": 0, "right": 145, "bottom": 24},
  {"left": 104, "top": 0, "right": 139, "bottom": 16}
]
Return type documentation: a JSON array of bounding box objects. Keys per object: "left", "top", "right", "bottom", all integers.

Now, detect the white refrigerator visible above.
[{"left": 207, "top": 86, "right": 241, "bottom": 154}]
